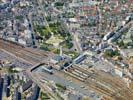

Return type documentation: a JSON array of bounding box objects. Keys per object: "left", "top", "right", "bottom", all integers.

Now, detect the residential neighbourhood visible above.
[{"left": 0, "top": 0, "right": 133, "bottom": 100}]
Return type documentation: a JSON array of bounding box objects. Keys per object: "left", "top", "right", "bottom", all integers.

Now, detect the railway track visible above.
[
  {"left": 1, "top": 38, "right": 133, "bottom": 100},
  {"left": 0, "top": 38, "right": 48, "bottom": 64},
  {"left": 0, "top": 46, "right": 39, "bottom": 64},
  {"left": 64, "top": 70, "right": 116, "bottom": 99},
  {"left": 64, "top": 66, "right": 133, "bottom": 100},
  {"left": 0, "top": 38, "right": 47, "bottom": 57},
  {"left": 73, "top": 67, "right": 124, "bottom": 90}
]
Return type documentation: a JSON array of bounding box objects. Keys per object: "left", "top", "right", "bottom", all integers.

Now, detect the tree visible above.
[
  {"left": 55, "top": 83, "right": 66, "bottom": 90},
  {"left": 104, "top": 50, "right": 120, "bottom": 57},
  {"left": 54, "top": 2, "right": 64, "bottom": 7},
  {"left": 65, "top": 40, "right": 73, "bottom": 49},
  {"left": 118, "top": 40, "right": 124, "bottom": 47}
]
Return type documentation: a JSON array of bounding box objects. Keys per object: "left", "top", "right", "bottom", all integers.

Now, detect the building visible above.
[
  {"left": 31, "top": 85, "right": 40, "bottom": 100},
  {"left": 103, "top": 32, "right": 115, "bottom": 41},
  {"left": 20, "top": 80, "right": 33, "bottom": 92},
  {"left": 0, "top": 77, "right": 4, "bottom": 100},
  {"left": 13, "top": 88, "right": 21, "bottom": 100},
  {"left": 50, "top": 55, "right": 63, "bottom": 64},
  {"left": 108, "top": 32, "right": 121, "bottom": 43},
  {"left": 68, "top": 93, "right": 82, "bottom": 100},
  {"left": 6, "top": 87, "right": 10, "bottom": 97},
  {"left": 115, "top": 67, "right": 124, "bottom": 77},
  {"left": 3, "top": 75, "right": 10, "bottom": 97},
  {"left": 99, "top": 42, "right": 108, "bottom": 50},
  {"left": 73, "top": 54, "right": 86, "bottom": 64},
  {"left": 26, "top": 85, "right": 40, "bottom": 100},
  {"left": 4, "top": 75, "right": 10, "bottom": 86}
]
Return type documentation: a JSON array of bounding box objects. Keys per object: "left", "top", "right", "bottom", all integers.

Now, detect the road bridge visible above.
[{"left": 0, "top": 38, "right": 133, "bottom": 100}]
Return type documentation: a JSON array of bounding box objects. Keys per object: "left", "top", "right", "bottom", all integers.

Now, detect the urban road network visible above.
[{"left": 0, "top": 38, "right": 133, "bottom": 100}]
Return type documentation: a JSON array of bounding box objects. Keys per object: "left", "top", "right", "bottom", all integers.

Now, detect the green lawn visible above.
[
  {"left": 40, "top": 92, "right": 50, "bottom": 100},
  {"left": 35, "top": 22, "right": 73, "bottom": 50},
  {"left": 64, "top": 51, "right": 79, "bottom": 59},
  {"left": 46, "top": 35, "right": 64, "bottom": 47}
]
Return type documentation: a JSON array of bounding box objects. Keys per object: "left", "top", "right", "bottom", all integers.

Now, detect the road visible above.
[
  {"left": 32, "top": 68, "right": 96, "bottom": 97},
  {"left": 64, "top": 65, "right": 133, "bottom": 100},
  {"left": 30, "top": 61, "right": 133, "bottom": 100},
  {"left": 1, "top": 38, "right": 133, "bottom": 100},
  {"left": 38, "top": 0, "right": 82, "bottom": 53},
  {"left": 72, "top": 32, "right": 82, "bottom": 53},
  {"left": 37, "top": 0, "right": 53, "bottom": 34},
  {"left": 26, "top": 71, "right": 59, "bottom": 100}
]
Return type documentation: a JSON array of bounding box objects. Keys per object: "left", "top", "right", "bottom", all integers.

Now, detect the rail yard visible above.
[
  {"left": 0, "top": 0, "right": 133, "bottom": 100},
  {"left": 0, "top": 38, "right": 49, "bottom": 65},
  {"left": 64, "top": 65, "right": 133, "bottom": 100},
  {"left": 0, "top": 38, "right": 133, "bottom": 100}
]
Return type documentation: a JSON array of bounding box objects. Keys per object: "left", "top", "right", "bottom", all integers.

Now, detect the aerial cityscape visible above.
[{"left": 0, "top": 0, "right": 133, "bottom": 100}]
